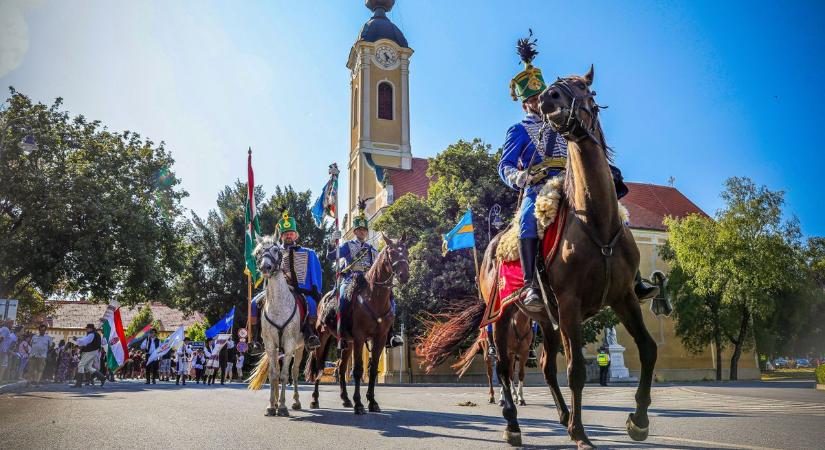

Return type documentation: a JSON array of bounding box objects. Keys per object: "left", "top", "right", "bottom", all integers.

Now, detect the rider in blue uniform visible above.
[
  {"left": 277, "top": 211, "right": 322, "bottom": 350},
  {"left": 327, "top": 200, "right": 403, "bottom": 350},
  {"left": 498, "top": 32, "right": 657, "bottom": 313}
]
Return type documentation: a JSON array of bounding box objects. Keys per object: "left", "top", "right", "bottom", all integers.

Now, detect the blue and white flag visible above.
[
  {"left": 147, "top": 326, "right": 185, "bottom": 364},
  {"left": 311, "top": 176, "right": 338, "bottom": 226},
  {"left": 205, "top": 307, "right": 235, "bottom": 339},
  {"left": 442, "top": 208, "right": 476, "bottom": 255}
]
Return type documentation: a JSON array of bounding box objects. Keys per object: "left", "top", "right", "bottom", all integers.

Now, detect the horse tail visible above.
[
  {"left": 247, "top": 352, "right": 270, "bottom": 390},
  {"left": 415, "top": 297, "right": 485, "bottom": 374},
  {"left": 452, "top": 332, "right": 484, "bottom": 378}
]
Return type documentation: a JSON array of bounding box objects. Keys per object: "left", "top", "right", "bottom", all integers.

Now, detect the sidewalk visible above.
[{"left": 0, "top": 379, "right": 29, "bottom": 393}]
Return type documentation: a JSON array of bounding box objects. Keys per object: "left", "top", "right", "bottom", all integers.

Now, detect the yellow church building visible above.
[{"left": 343, "top": 0, "right": 759, "bottom": 382}]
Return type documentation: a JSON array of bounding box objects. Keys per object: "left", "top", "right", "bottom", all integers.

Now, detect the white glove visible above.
[
  {"left": 515, "top": 170, "right": 531, "bottom": 188},
  {"left": 330, "top": 230, "right": 342, "bottom": 241}
]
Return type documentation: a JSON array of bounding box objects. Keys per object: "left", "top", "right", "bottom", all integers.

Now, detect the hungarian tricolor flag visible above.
[
  {"left": 244, "top": 148, "right": 263, "bottom": 288},
  {"left": 102, "top": 301, "right": 129, "bottom": 371}
]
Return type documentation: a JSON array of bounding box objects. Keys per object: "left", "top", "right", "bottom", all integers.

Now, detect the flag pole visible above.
[
  {"left": 330, "top": 163, "right": 341, "bottom": 289},
  {"left": 468, "top": 205, "right": 483, "bottom": 300},
  {"left": 246, "top": 274, "right": 252, "bottom": 342}
]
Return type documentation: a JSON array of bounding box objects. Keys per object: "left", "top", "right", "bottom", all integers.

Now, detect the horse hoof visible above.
[
  {"left": 503, "top": 430, "right": 522, "bottom": 447},
  {"left": 626, "top": 413, "right": 649, "bottom": 441},
  {"left": 343, "top": 399, "right": 354, "bottom": 408},
  {"left": 368, "top": 403, "right": 381, "bottom": 413},
  {"left": 518, "top": 399, "right": 526, "bottom": 406},
  {"left": 265, "top": 408, "right": 277, "bottom": 417},
  {"left": 277, "top": 407, "right": 290, "bottom": 417},
  {"left": 488, "top": 397, "right": 495, "bottom": 404},
  {"left": 310, "top": 401, "right": 319, "bottom": 409},
  {"left": 498, "top": 399, "right": 505, "bottom": 407},
  {"left": 292, "top": 402, "right": 302, "bottom": 411},
  {"left": 354, "top": 405, "right": 366, "bottom": 415},
  {"left": 576, "top": 439, "right": 596, "bottom": 450}
]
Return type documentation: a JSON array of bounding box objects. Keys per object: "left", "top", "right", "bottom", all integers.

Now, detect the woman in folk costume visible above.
[
  {"left": 498, "top": 30, "right": 658, "bottom": 313},
  {"left": 175, "top": 337, "right": 193, "bottom": 385},
  {"left": 327, "top": 199, "right": 403, "bottom": 350},
  {"left": 192, "top": 349, "right": 206, "bottom": 384},
  {"left": 273, "top": 211, "right": 323, "bottom": 350}
]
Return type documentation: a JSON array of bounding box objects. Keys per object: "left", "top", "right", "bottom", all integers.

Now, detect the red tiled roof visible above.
[
  {"left": 44, "top": 301, "right": 204, "bottom": 331},
  {"left": 622, "top": 182, "right": 708, "bottom": 231},
  {"left": 387, "top": 157, "right": 432, "bottom": 198}
]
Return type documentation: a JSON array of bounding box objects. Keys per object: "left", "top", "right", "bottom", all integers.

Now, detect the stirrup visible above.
[
  {"left": 487, "top": 346, "right": 497, "bottom": 358},
  {"left": 306, "top": 335, "right": 321, "bottom": 350},
  {"left": 635, "top": 281, "right": 659, "bottom": 301},
  {"left": 522, "top": 285, "right": 544, "bottom": 312},
  {"left": 385, "top": 335, "right": 403, "bottom": 348}
]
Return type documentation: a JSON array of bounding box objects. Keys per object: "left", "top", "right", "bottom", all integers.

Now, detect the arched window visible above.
[{"left": 378, "top": 82, "right": 393, "bottom": 120}]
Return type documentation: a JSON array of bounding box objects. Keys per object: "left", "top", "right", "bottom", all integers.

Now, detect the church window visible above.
[{"left": 378, "top": 82, "right": 393, "bottom": 120}]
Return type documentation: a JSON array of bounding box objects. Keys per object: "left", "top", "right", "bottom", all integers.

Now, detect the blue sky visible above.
[{"left": 2, "top": 0, "right": 823, "bottom": 236}]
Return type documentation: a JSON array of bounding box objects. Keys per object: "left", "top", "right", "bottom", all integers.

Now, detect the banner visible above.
[
  {"left": 147, "top": 326, "right": 185, "bottom": 364},
  {"left": 205, "top": 333, "right": 231, "bottom": 370},
  {"left": 102, "top": 301, "right": 129, "bottom": 371},
  {"left": 205, "top": 307, "right": 234, "bottom": 339}
]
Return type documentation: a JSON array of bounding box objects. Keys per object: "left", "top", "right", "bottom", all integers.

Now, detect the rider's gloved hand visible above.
[{"left": 515, "top": 170, "right": 532, "bottom": 188}]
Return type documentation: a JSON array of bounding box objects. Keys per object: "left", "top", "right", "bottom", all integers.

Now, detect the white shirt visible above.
[
  {"left": 140, "top": 337, "right": 159, "bottom": 353},
  {"left": 30, "top": 334, "right": 52, "bottom": 358},
  {"left": 75, "top": 332, "right": 95, "bottom": 347}
]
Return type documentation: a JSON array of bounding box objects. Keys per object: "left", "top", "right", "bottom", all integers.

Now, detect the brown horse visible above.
[
  {"left": 307, "top": 233, "right": 409, "bottom": 414},
  {"left": 450, "top": 307, "right": 534, "bottom": 406}
]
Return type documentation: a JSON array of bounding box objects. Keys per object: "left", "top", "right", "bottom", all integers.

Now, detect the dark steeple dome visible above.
[{"left": 359, "top": 0, "right": 408, "bottom": 48}]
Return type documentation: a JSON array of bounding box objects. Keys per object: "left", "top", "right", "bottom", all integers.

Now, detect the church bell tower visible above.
[{"left": 346, "top": 0, "right": 413, "bottom": 232}]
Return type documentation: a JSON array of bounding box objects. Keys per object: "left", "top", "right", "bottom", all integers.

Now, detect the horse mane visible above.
[
  {"left": 345, "top": 272, "right": 369, "bottom": 300},
  {"left": 253, "top": 234, "right": 277, "bottom": 257}
]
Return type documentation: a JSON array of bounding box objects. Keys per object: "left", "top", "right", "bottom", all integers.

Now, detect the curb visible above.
[{"left": 0, "top": 380, "right": 29, "bottom": 394}]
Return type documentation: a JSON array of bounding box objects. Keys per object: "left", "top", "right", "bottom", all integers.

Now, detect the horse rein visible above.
[{"left": 370, "top": 246, "right": 408, "bottom": 288}]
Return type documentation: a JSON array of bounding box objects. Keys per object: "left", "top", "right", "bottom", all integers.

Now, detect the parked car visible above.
[
  {"left": 796, "top": 358, "right": 812, "bottom": 368},
  {"left": 773, "top": 358, "right": 789, "bottom": 369}
]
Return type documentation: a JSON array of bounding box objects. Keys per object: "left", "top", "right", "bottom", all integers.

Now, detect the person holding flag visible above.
[
  {"left": 175, "top": 337, "right": 193, "bottom": 385},
  {"left": 140, "top": 328, "right": 161, "bottom": 384},
  {"left": 328, "top": 199, "right": 402, "bottom": 350},
  {"left": 273, "top": 211, "right": 322, "bottom": 350},
  {"left": 70, "top": 324, "right": 107, "bottom": 388}
]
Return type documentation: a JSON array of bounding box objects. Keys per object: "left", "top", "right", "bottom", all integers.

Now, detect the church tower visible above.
[{"left": 346, "top": 0, "right": 413, "bottom": 233}]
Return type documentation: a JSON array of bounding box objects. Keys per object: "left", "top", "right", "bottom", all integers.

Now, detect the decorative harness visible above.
[
  {"left": 546, "top": 76, "right": 624, "bottom": 307},
  {"left": 258, "top": 244, "right": 299, "bottom": 351}
]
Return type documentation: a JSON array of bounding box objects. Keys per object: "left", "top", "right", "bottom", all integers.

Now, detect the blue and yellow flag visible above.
[{"left": 442, "top": 209, "right": 475, "bottom": 255}]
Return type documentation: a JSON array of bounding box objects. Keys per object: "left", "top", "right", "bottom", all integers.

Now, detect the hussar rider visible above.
[
  {"left": 328, "top": 199, "right": 403, "bottom": 350},
  {"left": 498, "top": 31, "right": 658, "bottom": 313},
  {"left": 273, "top": 211, "right": 322, "bottom": 350}
]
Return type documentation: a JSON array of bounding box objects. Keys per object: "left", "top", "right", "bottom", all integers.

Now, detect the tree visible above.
[
  {"left": 185, "top": 318, "right": 209, "bottom": 342},
  {"left": 665, "top": 177, "right": 807, "bottom": 379},
  {"left": 0, "top": 89, "right": 189, "bottom": 315},
  {"left": 175, "top": 182, "right": 332, "bottom": 325},
  {"left": 124, "top": 303, "right": 157, "bottom": 337}
]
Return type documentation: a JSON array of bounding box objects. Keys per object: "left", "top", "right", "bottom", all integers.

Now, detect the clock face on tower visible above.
[{"left": 373, "top": 44, "right": 399, "bottom": 70}]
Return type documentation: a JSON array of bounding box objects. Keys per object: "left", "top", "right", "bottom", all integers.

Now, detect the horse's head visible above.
[
  {"left": 381, "top": 231, "right": 410, "bottom": 284},
  {"left": 539, "top": 65, "right": 601, "bottom": 142},
  {"left": 253, "top": 234, "right": 283, "bottom": 278}
]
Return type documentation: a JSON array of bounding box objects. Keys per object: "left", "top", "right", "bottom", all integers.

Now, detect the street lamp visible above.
[{"left": 487, "top": 204, "right": 504, "bottom": 241}]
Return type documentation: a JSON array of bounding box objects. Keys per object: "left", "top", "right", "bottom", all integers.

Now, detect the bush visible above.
[{"left": 816, "top": 364, "right": 825, "bottom": 384}]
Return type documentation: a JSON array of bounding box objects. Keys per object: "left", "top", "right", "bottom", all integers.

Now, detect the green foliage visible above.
[
  {"left": 664, "top": 177, "right": 813, "bottom": 379},
  {"left": 374, "top": 139, "right": 518, "bottom": 337},
  {"left": 175, "top": 182, "right": 332, "bottom": 324},
  {"left": 816, "top": 364, "right": 825, "bottom": 385},
  {"left": 185, "top": 318, "right": 209, "bottom": 342},
  {"left": 0, "top": 89, "right": 188, "bottom": 314},
  {"left": 124, "top": 304, "right": 154, "bottom": 337}
]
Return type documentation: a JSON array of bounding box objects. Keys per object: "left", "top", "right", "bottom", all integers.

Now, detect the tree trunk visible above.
[
  {"left": 729, "top": 307, "right": 750, "bottom": 381},
  {"left": 713, "top": 334, "right": 723, "bottom": 381}
]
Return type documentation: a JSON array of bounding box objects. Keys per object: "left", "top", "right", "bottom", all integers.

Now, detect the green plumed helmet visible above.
[
  {"left": 277, "top": 211, "right": 298, "bottom": 233},
  {"left": 353, "top": 197, "right": 369, "bottom": 231},
  {"left": 510, "top": 30, "right": 547, "bottom": 102}
]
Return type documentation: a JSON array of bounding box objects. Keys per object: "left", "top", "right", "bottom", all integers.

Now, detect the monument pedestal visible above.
[{"left": 604, "top": 327, "right": 638, "bottom": 382}]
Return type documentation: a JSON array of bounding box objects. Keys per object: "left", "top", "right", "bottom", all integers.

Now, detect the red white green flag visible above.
[
  {"left": 102, "top": 301, "right": 129, "bottom": 371},
  {"left": 244, "top": 148, "right": 263, "bottom": 288}
]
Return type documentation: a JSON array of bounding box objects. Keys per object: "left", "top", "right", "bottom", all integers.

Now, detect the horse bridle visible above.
[
  {"left": 545, "top": 77, "right": 603, "bottom": 144},
  {"left": 371, "top": 245, "right": 408, "bottom": 288},
  {"left": 258, "top": 244, "right": 284, "bottom": 276}
]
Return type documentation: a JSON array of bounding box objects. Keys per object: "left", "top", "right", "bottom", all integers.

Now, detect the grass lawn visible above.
[{"left": 761, "top": 368, "right": 816, "bottom": 381}]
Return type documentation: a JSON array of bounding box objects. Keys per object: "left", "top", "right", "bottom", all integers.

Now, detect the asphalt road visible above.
[{"left": 1, "top": 379, "right": 823, "bottom": 449}]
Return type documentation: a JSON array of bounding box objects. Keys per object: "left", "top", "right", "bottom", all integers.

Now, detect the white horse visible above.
[{"left": 247, "top": 234, "right": 305, "bottom": 417}]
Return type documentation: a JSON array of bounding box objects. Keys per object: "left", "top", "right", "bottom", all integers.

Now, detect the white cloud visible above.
[{"left": 0, "top": 2, "right": 29, "bottom": 77}]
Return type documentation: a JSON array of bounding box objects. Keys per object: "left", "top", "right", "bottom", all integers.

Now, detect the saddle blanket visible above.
[{"left": 480, "top": 207, "right": 567, "bottom": 327}]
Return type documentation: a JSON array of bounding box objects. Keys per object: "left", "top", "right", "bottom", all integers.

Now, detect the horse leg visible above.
[
  {"left": 277, "top": 349, "right": 291, "bottom": 417},
  {"left": 351, "top": 340, "right": 366, "bottom": 415},
  {"left": 339, "top": 347, "right": 353, "bottom": 408},
  {"left": 540, "top": 323, "right": 569, "bottom": 425},
  {"left": 266, "top": 348, "right": 280, "bottom": 417},
  {"left": 613, "top": 291, "right": 657, "bottom": 441},
  {"left": 311, "top": 332, "right": 330, "bottom": 409},
  {"left": 495, "top": 319, "right": 521, "bottom": 446},
  {"left": 517, "top": 354, "right": 527, "bottom": 406},
  {"left": 367, "top": 335, "right": 385, "bottom": 412},
  {"left": 485, "top": 350, "right": 495, "bottom": 404},
  {"left": 292, "top": 348, "right": 302, "bottom": 410},
  {"left": 559, "top": 307, "right": 595, "bottom": 449}
]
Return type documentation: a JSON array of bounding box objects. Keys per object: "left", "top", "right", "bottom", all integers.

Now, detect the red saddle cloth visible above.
[{"left": 481, "top": 207, "right": 567, "bottom": 327}]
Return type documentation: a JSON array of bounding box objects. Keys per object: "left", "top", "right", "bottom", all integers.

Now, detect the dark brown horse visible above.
[
  {"left": 419, "top": 67, "right": 656, "bottom": 449},
  {"left": 307, "top": 233, "right": 409, "bottom": 414}
]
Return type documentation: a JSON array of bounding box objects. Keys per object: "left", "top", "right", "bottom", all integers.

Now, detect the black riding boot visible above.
[
  {"left": 634, "top": 270, "right": 659, "bottom": 301},
  {"left": 519, "top": 237, "right": 543, "bottom": 312},
  {"left": 303, "top": 317, "right": 321, "bottom": 350}
]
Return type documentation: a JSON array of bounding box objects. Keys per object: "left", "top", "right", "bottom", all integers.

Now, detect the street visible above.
[{"left": 1, "top": 380, "right": 823, "bottom": 449}]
